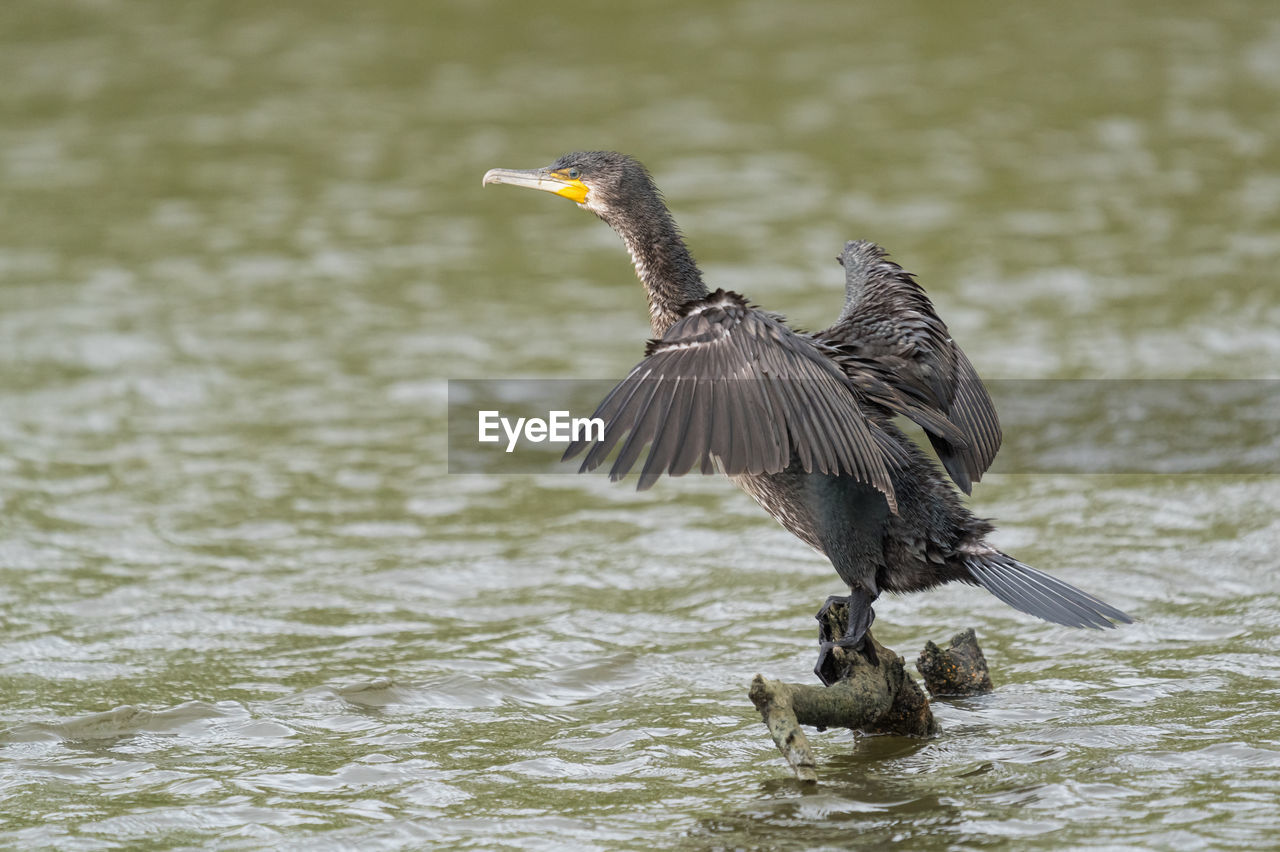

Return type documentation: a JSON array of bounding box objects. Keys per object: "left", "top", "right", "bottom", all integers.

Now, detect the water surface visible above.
[{"left": 2, "top": 1, "right": 1279, "bottom": 848}]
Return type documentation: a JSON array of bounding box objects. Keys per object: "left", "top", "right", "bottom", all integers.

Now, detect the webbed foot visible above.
[
  {"left": 816, "top": 594, "right": 852, "bottom": 645},
  {"left": 815, "top": 640, "right": 843, "bottom": 686},
  {"left": 813, "top": 634, "right": 880, "bottom": 686},
  {"left": 813, "top": 588, "right": 880, "bottom": 685}
]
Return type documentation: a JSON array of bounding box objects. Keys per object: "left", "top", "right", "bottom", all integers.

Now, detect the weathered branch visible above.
[
  {"left": 749, "top": 629, "right": 938, "bottom": 782},
  {"left": 750, "top": 602, "right": 992, "bottom": 782},
  {"left": 747, "top": 676, "right": 818, "bottom": 783}
]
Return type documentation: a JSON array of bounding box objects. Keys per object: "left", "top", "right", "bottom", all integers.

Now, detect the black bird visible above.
[{"left": 483, "top": 151, "right": 1131, "bottom": 683}]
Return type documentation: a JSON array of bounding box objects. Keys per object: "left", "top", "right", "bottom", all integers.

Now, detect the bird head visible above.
[{"left": 483, "top": 151, "right": 658, "bottom": 225}]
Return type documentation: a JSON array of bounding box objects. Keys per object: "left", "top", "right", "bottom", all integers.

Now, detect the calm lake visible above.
[{"left": 2, "top": 0, "right": 1279, "bottom": 848}]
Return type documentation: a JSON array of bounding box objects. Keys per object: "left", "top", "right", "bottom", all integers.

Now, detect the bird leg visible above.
[
  {"left": 815, "top": 594, "right": 851, "bottom": 641},
  {"left": 814, "top": 587, "right": 879, "bottom": 686}
]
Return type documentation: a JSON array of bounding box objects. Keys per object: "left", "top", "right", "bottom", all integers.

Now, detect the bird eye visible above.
[{"left": 567, "top": 168, "right": 581, "bottom": 179}]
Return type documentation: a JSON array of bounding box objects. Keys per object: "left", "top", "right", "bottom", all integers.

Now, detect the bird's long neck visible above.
[{"left": 609, "top": 207, "right": 708, "bottom": 336}]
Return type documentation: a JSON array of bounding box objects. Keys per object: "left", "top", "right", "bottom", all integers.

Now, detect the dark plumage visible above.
[
  {"left": 483, "top": 151, "right": 1131, "bottom": 683},
  {"left": 823, "top": 240, "right": 1001, "bottom": 495}
]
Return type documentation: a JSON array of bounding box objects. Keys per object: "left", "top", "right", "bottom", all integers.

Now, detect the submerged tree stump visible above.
[
  {"left": 916, "top": 628, "right": 993, "bottom": 697},
  {"left": 749, "top": 602, "right": 992, "bottom": 782}
]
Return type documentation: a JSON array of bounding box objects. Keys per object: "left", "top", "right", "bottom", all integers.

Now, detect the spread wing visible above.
[
  {"left": 817, "top": 240, "right": 1001, "bottom": 494},
  {"left": 563, "top": 289, "right": 905, "bottom": 512}
]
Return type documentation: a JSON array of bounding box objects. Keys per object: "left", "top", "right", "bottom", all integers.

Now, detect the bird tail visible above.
[{"left": 963, "top": 551, "right": 1132, "bottom": 629}]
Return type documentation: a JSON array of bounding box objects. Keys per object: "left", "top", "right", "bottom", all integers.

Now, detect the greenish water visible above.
[{"left": 3, "top": 1, "right": 1279, "bottom": 849}]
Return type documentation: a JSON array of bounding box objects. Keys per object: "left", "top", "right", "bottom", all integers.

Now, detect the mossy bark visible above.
[
  {"left": 750, "top": 604, "right": 992, "bottom": 782},
  {"left": 749, "top": 629, "right": 938, "bottom": 783},
  {"left": 916, "top": 627, "right": 994, "bottom": 697}
]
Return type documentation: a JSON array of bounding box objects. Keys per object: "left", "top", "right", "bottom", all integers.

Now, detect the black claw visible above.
[
  {"left": 815, "top": 590, "right": 883, "bottom": 683},
  {"left": 816, "top": 594, "right": 851, "bottom": 619},
  {"left": 814, "top": 640, "right": 842, "bottom": 686},
  {"left": 859, "top": 634, "right": 880, "bottom": 668},
  {"left": 816, "top": 595, "right": 852, "bottom": 645},
  {"left": 814, "top": 633, "right": 881, "bottom": 686}
]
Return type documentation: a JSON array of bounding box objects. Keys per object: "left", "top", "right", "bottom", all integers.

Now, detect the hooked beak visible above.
[{"left": 482, "top": 167, "right": 589, "bottom": 204}]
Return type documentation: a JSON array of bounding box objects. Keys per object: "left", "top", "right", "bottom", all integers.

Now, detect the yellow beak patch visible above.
[{"left": 482, "top": 167, "right": 590, "bottom": 205}]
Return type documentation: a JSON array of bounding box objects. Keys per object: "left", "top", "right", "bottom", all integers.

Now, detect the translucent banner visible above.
[{"left": 447, "top": 379, "right": 1280, "bottom": 477}]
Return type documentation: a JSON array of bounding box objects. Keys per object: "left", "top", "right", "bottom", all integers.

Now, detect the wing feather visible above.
[
  {"left": 563, "top": 290, "right": 899, "bottom": 511},
  {"left": 818, "top": 240, "right": 1002, "bottom": 493}
]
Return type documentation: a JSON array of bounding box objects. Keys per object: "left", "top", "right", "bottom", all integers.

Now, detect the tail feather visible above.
[{"left": 965, "top": 552, "right": 1132, "bottom": 629}]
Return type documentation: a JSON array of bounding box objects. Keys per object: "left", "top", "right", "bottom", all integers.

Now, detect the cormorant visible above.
[{"left": 483, "top": 151, "right": 1131, "bottom": 683}]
